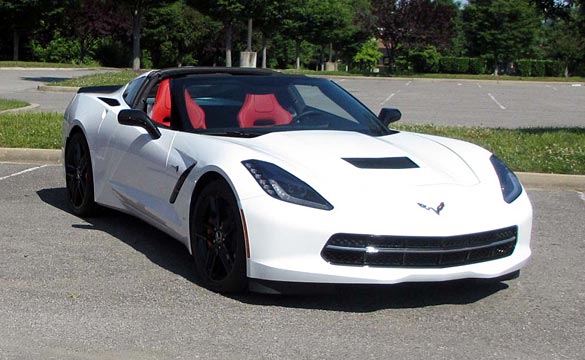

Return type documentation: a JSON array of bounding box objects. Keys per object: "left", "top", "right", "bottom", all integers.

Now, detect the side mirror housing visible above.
[
  {"left": 118, "top": 109, "right": 161, "bottom": 139},
  {"left": 378, "top": 108, "right": 402, "bottom": 127}
]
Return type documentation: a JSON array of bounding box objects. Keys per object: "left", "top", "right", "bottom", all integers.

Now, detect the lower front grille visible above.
[{"left": 321, "top": 226, "right": 518, "bottom": 268}]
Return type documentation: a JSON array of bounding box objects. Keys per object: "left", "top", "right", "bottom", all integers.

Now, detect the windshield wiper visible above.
[{"left": 204, "top": 130, "right": 262, "bottom": 138}]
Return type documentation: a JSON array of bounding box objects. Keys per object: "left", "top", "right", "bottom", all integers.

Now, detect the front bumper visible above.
[{"left": 241, "top": 190, "right": 532, "bottom": 284}]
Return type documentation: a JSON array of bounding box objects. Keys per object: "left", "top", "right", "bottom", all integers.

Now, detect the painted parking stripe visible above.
[
  {"left": 380, "top": 93, "right": 396, "bottom": 106},
  {"left": 0, "top": 165, "right": 49, "bottom": 181},
  {"left": 488, "top": 93, "right": 507, "bottom": 110}
]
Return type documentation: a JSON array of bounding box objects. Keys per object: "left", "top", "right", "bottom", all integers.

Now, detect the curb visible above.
[
  {"left": 0, "top": 148, "right": 61, "bottom": 164},
  {"left": 517, "top": 172, "right": 584, "bottom": 191},
  {"left": 37, "top": 85, "right": 80, "bottom": 93},
  {"left": 0, "top": 103, "right": 40, "bottom": 114},
  {"left": 0, "top": 147, "right": 584, "bottom": 190}
]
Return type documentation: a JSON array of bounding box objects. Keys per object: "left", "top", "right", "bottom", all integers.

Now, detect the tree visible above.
[
  {"left": 187, "top": 0, "right": 244, "bottom": 67},
  {"left": 118, "top": 0, "right": 170, "bottom": 70},
  {"left": 352, "top": 39, "right": 381, "bottom": 70},
  {"left": 462, "top": 0, "right": 541, "bottom": 74},
  {"left": 373, "top": 0, "right": 458, "bottom": 73},
  {"left": 543, "top": 6, "right": 585, "bottom": 76},
  {"left": 143, "top": 1, "right": 220, "bottom": 67},
  {"left": 0, "top": 0, "right": 42, "bottom": 60}
]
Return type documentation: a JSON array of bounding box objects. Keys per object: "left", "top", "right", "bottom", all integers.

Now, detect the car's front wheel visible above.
[
  {"left": 64, "top": 132, "right": 98, "bottom": 217},
  {"left": 190, "top": 180, "right": 247, "bottom": 293}
]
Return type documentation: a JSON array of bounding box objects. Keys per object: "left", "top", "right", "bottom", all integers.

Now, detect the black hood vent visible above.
[{"left": 343, "top": 157, "right": 419, "bottom": 169}]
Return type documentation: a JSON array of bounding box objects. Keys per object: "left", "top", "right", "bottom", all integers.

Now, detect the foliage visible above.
[
  {"left": 30, "top": 34, "right": 83, "bottom": 64},
  {"left": 462, "top": 0, "right": 542, "bottom": 72},
  {"left": 409, "top": 46, "right": 441, "bottom": 73},
  {"left": 352, "top": 39, "right": 381, "bottom": 70},
  {"left": 439, "top": 57, "right": 469, "bottom": 74}
]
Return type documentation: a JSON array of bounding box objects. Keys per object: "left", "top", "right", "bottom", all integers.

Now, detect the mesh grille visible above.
[{"left": 321, "top": 226, "right": 518, "bottom": 268}]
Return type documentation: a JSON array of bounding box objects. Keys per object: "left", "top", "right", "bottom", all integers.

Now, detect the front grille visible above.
[{"left": 321, "top": 226, "right": 517, "bottom": 268}]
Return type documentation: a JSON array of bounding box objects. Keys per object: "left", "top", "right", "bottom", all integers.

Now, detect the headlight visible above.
[
  {"left": 490, "top": 155, "right": 522, "bottom": 203},
  {"left": 242, "top": 160, "right": 333, "bottom": 210}
]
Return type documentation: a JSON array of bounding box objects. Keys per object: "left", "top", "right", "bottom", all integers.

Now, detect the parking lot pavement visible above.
[
  {"left": 334, "top": 78, "right": 585, "bottom": 128},
  {"left": 0, "top": 163, "right": 584, "bottom": 359}
]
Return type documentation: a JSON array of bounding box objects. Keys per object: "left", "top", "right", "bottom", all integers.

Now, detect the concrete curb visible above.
[
  {"left": 0, "top": 148, "right": 61, "bottom": 164},
  {"left": 0, "top": 103, "right": 40, "bottom": 113},
  {"left": 37, "top": 85, "right": 80, "bottom": 93},
  {"left": 1, "top": 147, "right": 584, "bottom": 190}
]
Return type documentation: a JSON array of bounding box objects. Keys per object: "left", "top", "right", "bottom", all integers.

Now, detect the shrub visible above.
[
  {"left": 439, "top": 57, "right": 469, "bottom": 74},
  {"left": 409, "top": 46, "right": 441, "bottom": 73},
  {"left": 468, "top": 58, "right": 487, "bottom": 74},
  {"left": 30, "top": 35, "right": 84, "bottom": 64},
  {"left": 532, "top": 60, "right": 546, "bottom": 77},
  {"left": 516, "top": 59, "right": 532, "bottom": 76},
  {"left": 544, "top": 60, "right": 563, "bottom": 77}
]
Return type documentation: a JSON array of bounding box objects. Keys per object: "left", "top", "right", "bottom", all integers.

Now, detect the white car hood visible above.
[{"left": 240, "top": 130, "right": 480, "bottom": 188}]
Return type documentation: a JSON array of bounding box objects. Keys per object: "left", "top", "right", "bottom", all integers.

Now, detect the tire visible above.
[
  {"left": 64, "top": 132, "right": 99, "bottom": 217},
  {"left": 190, "top": 180, "right": 247, "bottom": 293}
]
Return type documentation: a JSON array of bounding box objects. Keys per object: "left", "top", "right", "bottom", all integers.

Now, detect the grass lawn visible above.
[
  {"left": 0, "top": 99, "right": 30, "bottom": 112},
  {"left": 0, "top": 112, "right": 62, "bottom": 149},
  {"left": 283, "top": 69, "right": 585, "bottom": 82},
  {"left": 1, "top": 111, "right": 583, "bottom": 174},
  {"left": 0, "top": 61, "right": 100, "bottom": 68},
  {"left": 394, "top": 124, "right": 585, "bottom": 175},
  {"left": 47, "top": 71, "right": 142, "bottom": 87}
]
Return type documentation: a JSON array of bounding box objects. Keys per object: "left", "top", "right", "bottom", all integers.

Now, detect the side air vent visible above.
[
  {"left": 98, "top": 97, "right": 121, "bottom": 107},
  {"left": 343, "top": 157, "right": 419, "bottom": 169}
]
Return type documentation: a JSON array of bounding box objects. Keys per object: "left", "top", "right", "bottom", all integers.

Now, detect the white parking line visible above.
[
  {"left": 405, "top": 81, "right": 412, "bottom": 86},
  {"left": 380, "top": 93, "right": 396, "bottom": 106},
  {"left": 579, "top": 192, "right": 585, "bottom": 204},
  {"left": 477, "top": 83, "right": 482, "bottom": 89},
  {"left": 545, "top": 85, "right": 558, "bottom": 91},
  {"left": 488, "top": 93, "right": 507, "bottom": 110},
  {"left": 0, "top": 165, "right": 49, "bottom": 181}
]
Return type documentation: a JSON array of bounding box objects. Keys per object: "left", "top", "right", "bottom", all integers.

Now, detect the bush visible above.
[
  {"left": 94, "top": 39, "right": 130, "bottom": 68},
  {"left": 30, "top": 35, "right": 84, "bottom": 64},
  {"left": 439, "top": 57, "right": 469, "bottom": 74},
  {"left": 468, "top": 58, "right": 487, "bottom": 74},
  {"left": 516, "top": 59, "right": 532, "bottom": 76},
  {"left": 409, "top": 46, "right": 441, "bottom": 73},
  {"left": 544, "top": 60, "right": 563, "bottom": 77},
  {"left": 532, "top": 60, "right": 546, "bottom": 77}
]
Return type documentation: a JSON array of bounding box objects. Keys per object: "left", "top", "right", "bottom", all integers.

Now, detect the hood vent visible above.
[{"left": 343, "top": 157, "right": 419, "bottom": 169}]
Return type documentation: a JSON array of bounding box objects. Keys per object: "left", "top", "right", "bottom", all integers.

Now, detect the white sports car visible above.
[{"left": 62, "top": 67, "right": 532, "bottom": 293}]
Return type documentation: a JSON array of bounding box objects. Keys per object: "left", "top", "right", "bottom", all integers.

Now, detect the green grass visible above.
[
  {"left": 0, "top": 112, "right": 62, "bottom": 149},
  {"left": 283, "top": 69, "right": 585, "bottom": 82},
  {"left": 47, "top": 71, "right": 142, "bottom": 87},
  {"left": 0, "top": 61, "right": 100, "bottom": 68},
  {"left": 0, "top": 99, "right": 29, "bottom": 112},
  {"left": 1, "top": 112, "right": 583, "bottom": 174},
  {"left": 394, "top": 124, "right": 585, "bottom": 175}
]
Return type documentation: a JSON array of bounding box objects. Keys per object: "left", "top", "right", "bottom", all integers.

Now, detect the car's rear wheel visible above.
[
  {"left": 191, "top": 180, "right": 247, "bottom": 293},
  {"left": 65, "top": 132, "right": 98, "bottom": 217}
]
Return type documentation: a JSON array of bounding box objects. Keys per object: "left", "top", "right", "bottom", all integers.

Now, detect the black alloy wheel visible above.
[
  {"left": 65, "top": 132, "right": 98, "bottom": 216},
  {"left": 191, "top": 180, "right": 247, "bottom": 293}
]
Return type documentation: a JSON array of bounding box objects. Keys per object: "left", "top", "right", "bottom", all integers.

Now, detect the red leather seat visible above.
[
  {"left": 237, "top": 94, "right": 292, "bottom": 128},
  {"left": 184, "top": 89, "right": 206, "bottom": 129},
  {"left": 151, "top": 79, "right": 171, "bottom": 125}
]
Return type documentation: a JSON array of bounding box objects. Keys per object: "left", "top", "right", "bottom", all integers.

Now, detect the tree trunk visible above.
[
  {"left": 261, "top": 34, "right": 267, "bottom": 69},
  {"left": 131, "top": 8, "right": 143, "bottom": 71},
  {"left": 247, "top": 19, "right": 253, "bottom": 52},
  {"left": 328, "top": 42, "right": 333, "bottom": 63},
  {"left": 12, "top": 30, "right": 19, "bottom": 61},
  {"left": 226, "top": 23, "right": 233, "bottom": 67},
  {"left": 564, "top": 63, "right": 569, "bottom": 78},
  {"left": 295, "top": 39, "right": 301, "bottom": 70}
]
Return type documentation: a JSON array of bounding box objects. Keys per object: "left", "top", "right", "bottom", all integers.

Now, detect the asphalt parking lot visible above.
[{"left": 0, "top": 163, "right": 584, "bottom": 359}]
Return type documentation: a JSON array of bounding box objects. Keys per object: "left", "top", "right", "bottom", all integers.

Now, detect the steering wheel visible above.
[{"left": 292, "top": 110, "right": 324, "bottom": 124}]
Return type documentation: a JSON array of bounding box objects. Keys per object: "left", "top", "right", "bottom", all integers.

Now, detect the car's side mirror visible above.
[
  {"left": 378, "top": 108, "right": 402, "bottom": 127},
  {"left": 118, "top": 109, "right": 161, "bottom": 139}
]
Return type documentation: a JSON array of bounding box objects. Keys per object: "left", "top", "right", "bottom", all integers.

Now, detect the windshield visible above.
[{"left": 172, "top": 75, "right": 390, "bottom": 137}]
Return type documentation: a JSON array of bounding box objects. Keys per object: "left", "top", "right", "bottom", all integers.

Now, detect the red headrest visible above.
[
  {"left": 184, "top": 89, "right": 206, "bottom": 130},
  {"left": 237, "top": 94, "right": 292, "bottom": 128},
  {"left": 151, "top": 79, "right": 171, "bottom": 125}
]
